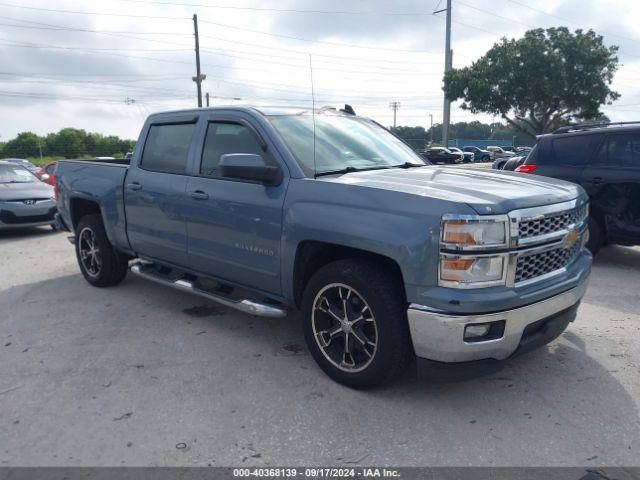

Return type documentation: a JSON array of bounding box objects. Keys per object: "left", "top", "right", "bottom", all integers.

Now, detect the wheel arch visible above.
[
  {"left": 69, "top": 197, "right": 102, "bottom": 230},
  {"left": 292, "top": 240, "right": 406, "bottom": 309}
]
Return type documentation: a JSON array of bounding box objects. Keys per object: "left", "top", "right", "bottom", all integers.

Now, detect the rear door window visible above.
[{"left": 140, "top": 123, "right": 197, "bottom": 174}]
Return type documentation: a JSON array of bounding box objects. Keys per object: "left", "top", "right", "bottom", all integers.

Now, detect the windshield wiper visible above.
[
  {"left": 315, "top": 166, "right": 389, "bottom": 177},
  {"left": 391, "top": 162, "right": 426, "bottom": 169}
]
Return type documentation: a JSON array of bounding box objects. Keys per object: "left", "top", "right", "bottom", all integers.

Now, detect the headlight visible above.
[
  {"left": 441, "top": 215, "right": 509, "bottom": 250},
  {"left": 439, "top": 214, "right": 510, "bottom": 288},
  {"left": 439, "top": 254, "right": 507, "bottom": 288}
]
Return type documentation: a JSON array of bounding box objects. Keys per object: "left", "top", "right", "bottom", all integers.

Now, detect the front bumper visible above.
[
  {"left": 407, "top": 275, "right": 588, "bottom": 363},
  {"left": 0, "top": 200, "right": 57, "bottom": 230}
]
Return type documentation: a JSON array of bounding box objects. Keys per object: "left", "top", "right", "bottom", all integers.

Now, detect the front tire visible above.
[
  {"left": 75, "top": 214, "right": 128, "bottom": 287},
  {"left": 301, "top": 259, "right": 412, "bottom": 389}
]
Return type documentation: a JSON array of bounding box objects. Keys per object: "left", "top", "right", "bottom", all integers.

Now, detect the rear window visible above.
[
  {"left": 551, "top": 134, "right": 602, "bottom": 166},
  {"left": 597, "top": 133, "right": 640, "bottom": 167},
  {"left": 140, "top": 123, "right": 196, "bottom": 174}
]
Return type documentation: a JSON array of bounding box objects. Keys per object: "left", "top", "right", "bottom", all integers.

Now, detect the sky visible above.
[{"left": 0, "top": 0, "right": 639, "bottom": 141}]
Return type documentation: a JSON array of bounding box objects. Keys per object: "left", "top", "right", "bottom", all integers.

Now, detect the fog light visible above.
[
  {"left": 465, "top": 324, "right": 491, "bottom": 339},
  {"left": 464, "top": 320, "right": 506, "bottom": 343}
]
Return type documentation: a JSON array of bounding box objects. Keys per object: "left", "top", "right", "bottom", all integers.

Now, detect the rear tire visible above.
[
  {"left": 75, "top": 214, "right": 128, "bottom": 287},
  {"left": 586, "top": 216, "right": 603, "bottom": 256},
  {"left": 301, "top": 259, "right": 412, "bottom": 389}
]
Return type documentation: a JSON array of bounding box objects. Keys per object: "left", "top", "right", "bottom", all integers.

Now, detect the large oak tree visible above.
[{"left": 443, "top": 27, "right": 619, "bottom": 138}]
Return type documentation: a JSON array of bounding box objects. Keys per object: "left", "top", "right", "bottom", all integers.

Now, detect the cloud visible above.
[{"left": 0, "top": 0, "right": 639, "bottom": 142}]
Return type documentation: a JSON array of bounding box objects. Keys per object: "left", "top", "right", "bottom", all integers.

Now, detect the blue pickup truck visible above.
[{"left": 55, "top": 106, "right": 591, "bottom": 388}]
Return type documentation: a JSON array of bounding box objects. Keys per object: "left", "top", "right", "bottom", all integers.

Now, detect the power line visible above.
[
  {"left": 453, "top": 0, "right": 640, "bottom": 60},
  {"left": 116, "top": 0, "right": 434, "bottom": 16},
  {"left": 198, "top": 20, "right": 442, "bottom": 54},
  {"left": 507, "top": 0, "right": 640, "bottom": 47},
  {"left": 0, "top": 2, "right": 189, "bottom": 20},
  {"left": 0, "top": 15, "right": 191, "bottom": 34},
  {"left": 0, "top": 40, "right": 445, "bottom": 76}
]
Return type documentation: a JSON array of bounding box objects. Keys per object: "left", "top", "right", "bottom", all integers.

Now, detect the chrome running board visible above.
[{"left": 130, "top": 263, "right": 287, "bottom": 318}]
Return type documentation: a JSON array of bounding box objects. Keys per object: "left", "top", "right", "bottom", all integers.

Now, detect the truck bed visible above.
[{"left": 55, "top": 159, "right": 130, "bottom": 250}]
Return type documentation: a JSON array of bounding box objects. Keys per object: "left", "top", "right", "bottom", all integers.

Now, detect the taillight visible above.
[{"left": 515, "top": 164, "right": 538, "bottom": 173}]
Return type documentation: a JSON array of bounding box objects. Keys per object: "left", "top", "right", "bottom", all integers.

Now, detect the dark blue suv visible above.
[{"left": 516, "top": 123, "right": 640, "bottom": 254}]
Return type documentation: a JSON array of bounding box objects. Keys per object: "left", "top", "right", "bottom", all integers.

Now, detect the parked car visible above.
[
  {"left": 496, "top": 156, "right": 526, "bottom": 172},
  {"left": 486, "top": 146, "right": 516, "bottom": 160},
  {"left": 0, "top": 161, "right": 57, "bottom": 230},
  {"left": 462, "top": 146, "right": 491, "bottom": 162},
  {"left": 515, "top": 146, "right": 533, "bottom": 156},
  {"left": 424, "top": 147, "right": 462, "bottom": 164},
  {"left": 55, "top": 106, "right": 591, "bottom": 388},
  {"left": 449, "top": 147, "right": 474, "bottom": 163},
  {"left": 2, "top": 158, "right": 40, "bottom": 175},
  {"left": 37, "top": 161, "right": 57, "bottom": 186},
  {"left": 515, "top": 122, "right": 640, "bottom": 255},
  {"left": 492, "top": 158, "right": 510, "bottom": 170}
]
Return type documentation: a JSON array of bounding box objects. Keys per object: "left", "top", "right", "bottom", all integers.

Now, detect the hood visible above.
[
  {"left": 0, "top": 181, "right": 54, "bottom": 201},
  {"left": 320, "top": 166, "right": 584, "bottom": 214}
]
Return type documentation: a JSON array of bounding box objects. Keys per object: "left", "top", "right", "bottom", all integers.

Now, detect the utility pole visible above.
[
  {"left": 205, "top": 92, "right": 210, "bottom": 107},
  {"left": 435, "top": 0, "right": 452, "bottom": 147},
  {"left": 429, "top": 114, "right": 434, "bottom": 145},
  {"left": 389, "top": 101, "right": 400, "bottom": 128},
  {"left": 192, "top": 14, "right": 205, "bottom": 107}
]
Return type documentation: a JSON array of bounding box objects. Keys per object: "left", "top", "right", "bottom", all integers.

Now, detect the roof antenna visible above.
[{"left": 309, "top": 53, "right": 317, "bottom": 178}]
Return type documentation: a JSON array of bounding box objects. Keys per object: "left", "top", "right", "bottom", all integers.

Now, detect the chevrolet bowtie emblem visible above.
[{"left": 562, "top": 228, "right": 580, "bottom": 249}]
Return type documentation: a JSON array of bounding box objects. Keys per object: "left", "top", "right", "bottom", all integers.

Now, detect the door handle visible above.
[
  {"left": 190, "top": 190, "right": 209, "bottom": 200},
  {"left": 126, "top": 182, "right": 142, "bottom": 191},
  {"left": 589, "top": 177, "right": 603, "bottom": 185}
]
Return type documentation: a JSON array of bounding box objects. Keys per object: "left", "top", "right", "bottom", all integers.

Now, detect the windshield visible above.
[
  {"left": 0, "top": 164, "right": 38, "bottom": 183},
  {"left": 267, "top": 114, "right": 426, "bottom": 175}
]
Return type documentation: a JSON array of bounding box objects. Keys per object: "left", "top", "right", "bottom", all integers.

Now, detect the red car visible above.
[{"left": 37, "top": 161, "right": 57, "bottom": 186}]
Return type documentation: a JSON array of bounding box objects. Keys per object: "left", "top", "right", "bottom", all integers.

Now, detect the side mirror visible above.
[
  {"left": 40, "top": 174, "right": 50, "bottom": 181},
  {"left": 218, "top": 154, "right": 281, "bottom": 185}
]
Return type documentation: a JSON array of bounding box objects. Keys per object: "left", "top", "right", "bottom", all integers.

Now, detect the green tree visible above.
[
  {"left": 45, "top": 128, "right": 87, "bottom": 158},
  {"left": 444, "top": 27, "right": 619, "bottom": 138},
  {"left": 2, "top": 132, "right": 42, "bottom": 158}
]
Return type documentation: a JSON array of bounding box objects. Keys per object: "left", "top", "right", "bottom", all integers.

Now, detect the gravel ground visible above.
[{"left": 0, "top": 227, "right": 638, "bottom": 467}]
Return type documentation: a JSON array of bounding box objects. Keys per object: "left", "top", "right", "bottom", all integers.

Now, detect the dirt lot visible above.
[{"left": 1, "top": 227, "right": 638, "bottom": 466}]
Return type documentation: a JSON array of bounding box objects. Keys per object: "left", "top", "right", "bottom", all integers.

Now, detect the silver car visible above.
[{"left": 0, "top": 161, "right": 57, "bottom": 230}]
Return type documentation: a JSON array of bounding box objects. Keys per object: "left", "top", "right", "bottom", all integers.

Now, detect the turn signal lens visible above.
[{"left": 439, "top": 255, "right": 506, "bottom": 286}]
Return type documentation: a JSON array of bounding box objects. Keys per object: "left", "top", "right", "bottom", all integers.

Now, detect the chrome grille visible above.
[
  {"left": 519, "top": 203, "right": 587, "bottom": 240},
  {"left": 515, "top": 242, "right": 582, "bottom": 283}
]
